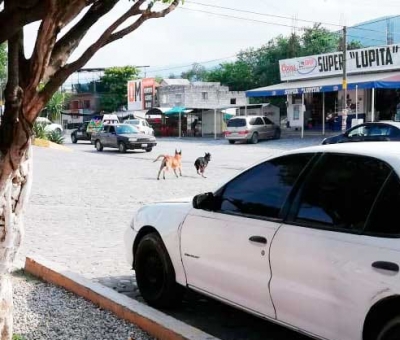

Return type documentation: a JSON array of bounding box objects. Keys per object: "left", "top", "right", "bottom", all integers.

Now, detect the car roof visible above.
[
  {"left": 285, "top": 142, "right": 400, "bottom": 170},
  {"left": 363, "top": 121, "right": 400, "bottom": 129}
]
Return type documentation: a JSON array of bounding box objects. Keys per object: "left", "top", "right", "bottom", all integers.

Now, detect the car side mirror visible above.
[{"left": 193, "top": 192, "right": 216, "bottom": 210}]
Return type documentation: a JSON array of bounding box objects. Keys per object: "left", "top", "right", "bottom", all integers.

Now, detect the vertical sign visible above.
[
  {"left": 142, "top": 78, "right": 156, "bottom": 109},
  {"left": 127, "top": 80, "right": 142, "bottom": 110}
]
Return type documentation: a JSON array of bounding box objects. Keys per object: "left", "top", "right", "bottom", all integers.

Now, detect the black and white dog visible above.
[{"left": 194, "top": 153, "right": 211, "bottom": 178}]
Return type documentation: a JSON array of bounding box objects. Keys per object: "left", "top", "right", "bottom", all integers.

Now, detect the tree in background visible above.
[
  {"left": 0, "top": 1, "right": 182, "bottom": 338},
  {"left": 42, "top": 90, "right": 71, "bottom": 123},
  {"left": 99, "top": 66, "right": 139, "bottom": 112},
  {"left": 181, "top": 63, "right": 208, "bottom": 81},
  {"left": 205, "top": 24, "right": 364, "bottom": 92}
]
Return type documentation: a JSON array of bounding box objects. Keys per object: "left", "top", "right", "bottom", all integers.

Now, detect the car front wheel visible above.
[
  {"left": 228, "top": 140, "right": 235, "bottom": 144},
  {"left": 135, "top": 233, "right": 183, "bottom": 308},
  {"left": 119, "top": 142, "right": 127, "bottom": 153},
  {"left": 377, "top": 316, "right": 400, "bottom": 340},
  {"left": 71, "top": 134, "right": 77, "bottom": 143},
  {"left": 146, "top": 148, "right": 153, "bottom": 152},
  {"left": 95, "top": 140, "right": 103, "bottom": 151}
]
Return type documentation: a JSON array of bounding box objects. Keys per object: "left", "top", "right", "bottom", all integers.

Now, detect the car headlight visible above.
[
  {"left": 129, "top": 138, "right": 138, "bottom": 142},
  {"left": 130, "top": 218, "right": 135, "bottom": 230}
]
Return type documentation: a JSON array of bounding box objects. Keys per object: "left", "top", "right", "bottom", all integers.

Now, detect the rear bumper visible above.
[{"left": 225, "top": 134, "right": 250, "bottom": 140}]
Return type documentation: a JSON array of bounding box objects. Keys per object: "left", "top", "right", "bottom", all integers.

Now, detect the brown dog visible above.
[{"left": 153, "top": 149, "right": 182, "bottom": 180}]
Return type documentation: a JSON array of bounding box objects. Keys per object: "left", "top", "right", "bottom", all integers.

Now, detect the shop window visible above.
[
  {"left": 84, "top": 100, "right": 91, "bottom": 109},
  {"left": 230, "top": 98, "right": 237, "bottom": 105},
  {"left": 202, "top": 92, "right": 208, "bottom": 100},
  {"left": 175, "top": 93, "right": 182, "bottom": 103}
]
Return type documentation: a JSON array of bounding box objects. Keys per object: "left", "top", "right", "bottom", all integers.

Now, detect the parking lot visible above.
[{"left": 19, "top": 134, "right": 326, "bottom": 340}]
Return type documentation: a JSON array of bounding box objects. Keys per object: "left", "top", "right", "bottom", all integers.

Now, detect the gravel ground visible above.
[{"left": 12, "top": 270, "right": 154, "bottom": 340}]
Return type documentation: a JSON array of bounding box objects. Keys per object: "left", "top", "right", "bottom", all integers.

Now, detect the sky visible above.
[{"left": 23, "top": 0, "right": 400, "bottom": 82}]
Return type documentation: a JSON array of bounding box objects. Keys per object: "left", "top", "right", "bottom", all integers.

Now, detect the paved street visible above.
[{"left": 19, "top": 134, "right": 325, "bottom": 340}]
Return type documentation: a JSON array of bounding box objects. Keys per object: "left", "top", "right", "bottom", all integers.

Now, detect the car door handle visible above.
[
  {"left": 372, "top": 261, "right": 399, "bottom": 272},
  {"left": 249, "top": 236, "right": 267, "bottom": 244}
]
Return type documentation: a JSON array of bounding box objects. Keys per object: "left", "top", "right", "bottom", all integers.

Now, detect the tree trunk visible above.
[{"left": 0, "top": 135, "right": 32, "bottom": 340}]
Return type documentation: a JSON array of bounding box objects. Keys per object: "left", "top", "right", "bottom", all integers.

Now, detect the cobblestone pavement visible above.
[{"left": 19, "top": 134, "right": 325, "bottom": 340}]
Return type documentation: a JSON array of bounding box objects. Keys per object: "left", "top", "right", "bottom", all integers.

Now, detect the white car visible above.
[
  {"left": 125, "top": 142, "right": 400, "bottom": 340},
  {"left": 124, "top": 119, "right": 154, "bottom": 135},
  {"left": 36, "top": 117, "right": 63, "bottom": 134}
]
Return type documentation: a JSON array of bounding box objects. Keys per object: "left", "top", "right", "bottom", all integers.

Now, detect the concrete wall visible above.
[
  {"left": 202, "top": 110, "right": 224, "bottom": 135},
  {"left": 157, "top": 83, "right": 247, "bottom": 109}
]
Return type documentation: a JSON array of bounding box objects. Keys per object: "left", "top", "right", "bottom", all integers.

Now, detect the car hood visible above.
[{"left": 153, "top": 196, "right": 193, "bottom": 204}]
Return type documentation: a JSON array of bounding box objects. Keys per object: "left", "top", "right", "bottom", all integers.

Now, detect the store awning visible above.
[
  {"left": 164, "top": 106, "right": 193, "bottom": 116},
  {"left": 246, "top": 71, "right": 400, "bottom": 97}
]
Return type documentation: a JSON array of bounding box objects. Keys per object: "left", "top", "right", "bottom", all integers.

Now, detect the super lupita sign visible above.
[{"left": 279, "top": 44, "right": 400, "bottom": 81}]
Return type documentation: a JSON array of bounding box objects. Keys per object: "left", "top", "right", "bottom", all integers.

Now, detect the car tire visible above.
[
  {"left": 135, "top": 233, "right": 183, "bottom": 308},
  {"left": 95, "top": 140, "right": 103, "bottom": 152},
  {"left": 228, "top": 140, "right": 235, "bottom": 144},
  {"left": 274, "top": 128, "right": 281, "bottom": 140},
  {"left": 55, "top": 128, "right": 62, "bottom": 135},
  {"left": 250, "top": 132, "right": 259, "bottom": 144},
  {"left": 146, "top": 148, "right": 153, "bottom": 152},
  {"left": 119, "top": 142, "right": 127, "bottom": 153},
  {"left": 71, "top": 134, "right": 78, "bottom": 144},
  {"left": 377, "top": 316, "right": 400, "bottom": 340}
]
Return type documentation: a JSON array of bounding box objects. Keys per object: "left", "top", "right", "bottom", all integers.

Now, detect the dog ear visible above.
[
  {"left": 179, "top": 150, "right": 182, "bottom": 155},
  {"left": 175, "top": 149, "right": 178, "bottom": 154}
]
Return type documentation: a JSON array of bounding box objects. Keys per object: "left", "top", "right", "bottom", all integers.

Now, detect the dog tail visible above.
[{"left": 153, "top": 155, "right": 165, "bottom": 163}]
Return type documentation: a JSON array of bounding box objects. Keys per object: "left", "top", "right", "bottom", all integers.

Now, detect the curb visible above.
[
  {"left": 24, "top": 256, "right": 218, "bottom": 340},
  {"left": 33, "top": 138, "right": 73, "bottom": 152}
]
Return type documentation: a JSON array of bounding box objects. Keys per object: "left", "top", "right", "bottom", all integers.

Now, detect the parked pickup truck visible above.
[
  {"left": 71, "top": 121, "right": 91, "bottom": 143},
  {"left": 91, "top": 124, "right": 157, "bottom": 153}
]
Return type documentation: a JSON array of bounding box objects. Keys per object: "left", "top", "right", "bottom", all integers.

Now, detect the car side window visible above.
[
  {"left": 365, "top": 172, "right": 400, "bottom": 237},
  {"left": 219, "top": 153, "right": 314, "bottom": 219},
  {"left": 263, "top": 117, "right": 273, "bottom": 125},
  {"left": 254, "top": 117, "right": 264, "bottom": 125},
  {"left": 347, "top": 125, "right": 366, "bottom": 137},
  {"left": 294, "top": 154, "right": 391, "bottom": 232}
]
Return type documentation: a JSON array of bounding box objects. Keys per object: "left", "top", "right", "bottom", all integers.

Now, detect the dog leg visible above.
[
  {"left": 157, "top": 167, "right": 163, "bottom": 180},
  {"left": 173, "top": 169, "right": 179, "bottom": 178},
  {"left": 179, "top": 167, "right": 182, "bottom": 177}
]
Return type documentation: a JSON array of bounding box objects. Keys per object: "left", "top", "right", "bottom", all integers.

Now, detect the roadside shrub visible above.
[
  {"left": 47, "top": 130, "right": 64, "bottom": 145},
  {"left": 32, "top": 122, "right": 48, "bottom": 140}
]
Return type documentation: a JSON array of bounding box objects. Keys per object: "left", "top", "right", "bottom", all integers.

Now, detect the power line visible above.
[
  {"left": 178, "top": 7, "right": 300, "bottom": 29},
  {"left": 185, "top": 1, "right": 400, "bottom": 35}
]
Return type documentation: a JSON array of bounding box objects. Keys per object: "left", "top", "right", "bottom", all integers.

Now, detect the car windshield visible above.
[
  {"left": 227, "top": 119, "right": 246, "bottom": 127},
  {"left": 126, "top": 119, "right": 140, "bottom": 125},
  {"left": 116, "top": 125, "right": 139, "bottom": 134}
]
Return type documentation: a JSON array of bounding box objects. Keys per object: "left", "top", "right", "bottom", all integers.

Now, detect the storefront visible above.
[{"left": 246, "top": 44, "right": 400, "bottom": 136}]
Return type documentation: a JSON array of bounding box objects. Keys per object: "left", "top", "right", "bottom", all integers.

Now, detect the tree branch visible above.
[
  {"left": 44, "top": 0, "right": 119, "bottom": 82},
  {"left": 0, "top": 2, "right": 46, "bottom": 44},
  {"left": 38, "top": 1, "right": 180, "bottom": 116}
]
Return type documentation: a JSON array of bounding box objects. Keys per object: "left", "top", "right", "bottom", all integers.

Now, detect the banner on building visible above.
[
  {"left": 127, "top": 78, "right": 156, "bottom": 110},
  {"left": 279, "top": 44, "right": 400, "bottom": 81}
]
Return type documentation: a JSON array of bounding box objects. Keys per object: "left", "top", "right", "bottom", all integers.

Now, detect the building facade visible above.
[
  {"left": 348, "top": 16, "right": 400, "bottom": 47},
  {"left": 157, "top": 79, "right": 247, "bottom": 109}
]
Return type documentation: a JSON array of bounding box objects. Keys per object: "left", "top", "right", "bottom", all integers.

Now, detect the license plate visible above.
[{"left": 141, "top": 144, "right": 148, "bottom": 147}]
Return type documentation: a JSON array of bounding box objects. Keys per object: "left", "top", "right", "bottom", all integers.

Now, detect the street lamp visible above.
[{"left": 135, "top": 65, "right": 150, "bottom": 78}]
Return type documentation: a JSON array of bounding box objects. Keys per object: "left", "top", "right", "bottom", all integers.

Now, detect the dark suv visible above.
[
  {"left": 71, "top": 122, "right": 91, "bottom": 143},
  {"left": 91, "top": 124, "right": 157, "bottom": 153}
]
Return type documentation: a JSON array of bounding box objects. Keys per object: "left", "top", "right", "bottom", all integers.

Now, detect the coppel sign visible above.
[{"left": 279, "top": 44, "right": 400, "bottom": 81}]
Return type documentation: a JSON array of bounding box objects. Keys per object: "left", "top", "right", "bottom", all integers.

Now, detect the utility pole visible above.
[
  {"left": 341, "top": 26, "right": 348, "bottom": 132},
  {"left": 342, "top": 26, "right": 347, "bottom": 111}
]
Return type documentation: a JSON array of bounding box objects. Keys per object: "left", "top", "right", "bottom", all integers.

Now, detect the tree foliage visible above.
[
  {"left": 203, "top": 24, "right": 363, "bottom": 92},
  {"left": 99, "top": 66, "right": 139, "bottom": 112}
]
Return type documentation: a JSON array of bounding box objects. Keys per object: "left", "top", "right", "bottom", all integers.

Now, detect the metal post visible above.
[
  {"left": 355, "top": 85, "right": 358, "bottom": 121},
  {"left": 371, "top": 88, "right": 375, "bottom": 122},
  {"left": 301, "top": 93, "right": 304, "bottom": 139},
  {"left": 179, "top": 111, "right": 181, "bottom": 138},
  {"left": 322, "top": 92, "right": 325, "bottom": 136},
  {"left": 214, "top": 108, "right": 217, "bottom": 139}
]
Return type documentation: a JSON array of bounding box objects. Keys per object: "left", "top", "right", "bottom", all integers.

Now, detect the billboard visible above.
[
  {"left": 279, "top": 44, "right": 400, "bottom": 81},
  {"left": 127, "top": 78, "right": 156, "bottom": 110}
]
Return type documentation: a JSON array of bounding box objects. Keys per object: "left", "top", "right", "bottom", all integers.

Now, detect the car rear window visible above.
[{"left": 227, "top": 119, "right": 246, "bottom": 128}]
